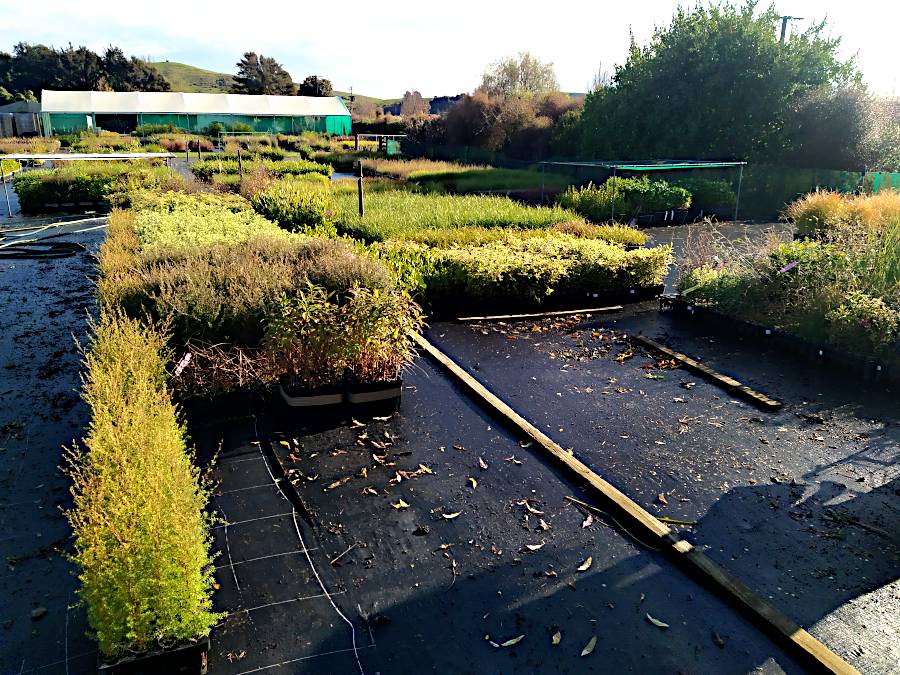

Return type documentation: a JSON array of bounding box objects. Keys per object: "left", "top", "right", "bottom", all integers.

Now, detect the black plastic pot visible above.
[
  {"left": 346, "top": 377, "right": 402, "bottom": 404},
  {"left": 97, "top": 636, "right": 209, "bottom": 675},
  {"left": 279, "top": 381, "right": 344, "bottom": 408}
]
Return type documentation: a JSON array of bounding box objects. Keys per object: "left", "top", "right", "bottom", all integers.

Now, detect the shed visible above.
[{"left": 39, "top": 90, "right": 351, "bottom": 136}]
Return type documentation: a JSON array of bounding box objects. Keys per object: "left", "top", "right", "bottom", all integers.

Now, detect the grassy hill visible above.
[{"left": 151, "top": 61, "right": 234, "bottom": 93}]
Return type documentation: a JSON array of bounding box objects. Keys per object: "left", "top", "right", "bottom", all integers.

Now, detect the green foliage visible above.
[
  {"left": 250, "top": 176, "right": 336, "bottom": 235},
  {"left": 826, "top": 292, "right": 898, "bottom": 353},
  {"left": 205, "top": 122, "right": 224, "bottom": 137},
  {"left": 0, "top": 136, "right": 61, "bottom": 154},
  {"left": 229, "top": 122, "right": 253, "bottom": 133},
  {"left": 671, "top": 177, "right": 736, "bottom": 208},
  {"left": 1, "top": 158, "right": 21, "bottom": 174},
  {"left": 230, "top": 52, "right": 295, "bottom": 95},
  {"left": 216, "top": 147, "right": 286, "bottom": 162},
  {"left": 190, "top": 158, "right": 332, "bottom": 180},
  {"left": 297, "top": 75, "right": 334, "bottom": 97},
  {"left": 70, "top": 133, "right": 141, "bottom": 153},
  {"left": 558, "top": 177, "right": 691, "bottom": 221},
  {"left": 64, "top": 313, "right": 220, "bottom": 659},
  {"left": 334, "top": 190, "right": 582, "bottom": 241},
  {"left": 575, "top": 2, "right": 857, "bottom": 163},
  {"left": 13, "top": 163, "right": 182, "bottom": 214},
  {"left": 134, "top": 123, "right": 183, "bottom": 137}
]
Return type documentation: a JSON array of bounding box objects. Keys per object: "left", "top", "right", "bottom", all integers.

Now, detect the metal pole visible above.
[
  {"left": 357, "top": 161, "right": 365, "bottom": 218},
  {"left": 237, "top": 147, "right": 243, "bottom": 176},
  {"left": 734, "top": 164, "right": 744, "bottom": 222},
  {"left": 610, "top": 168, "right": 617, "bottom": 222},
  {"left": 541, "top": 162, "right": 545, "bottom": 204},
  {"left": 1, "top": 163, "right": 12, "bottom": 219},
  {"left": 355, "top": 134, "right": 359, "bottom": 151}
]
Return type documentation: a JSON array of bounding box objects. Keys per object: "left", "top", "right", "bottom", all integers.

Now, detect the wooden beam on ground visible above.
[
  {"left": 413, "top": 332, "right": 856, "bottom": 675},
  {"left": 632, "top": 334, "right": 782, "bottom": 410},
  {"left": 456, "top": 305, "right": 623, "bottom": 323}
]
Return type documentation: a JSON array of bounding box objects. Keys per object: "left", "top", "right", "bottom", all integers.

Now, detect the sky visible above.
[{"left": 2, "top": 0, "right": 898, "bottom": 98}]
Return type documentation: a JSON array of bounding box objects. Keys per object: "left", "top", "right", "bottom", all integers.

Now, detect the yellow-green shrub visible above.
[{"left": 65, "top": 313, "right": 220, "bottom": 659}]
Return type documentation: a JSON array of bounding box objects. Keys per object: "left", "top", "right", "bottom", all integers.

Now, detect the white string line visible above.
[
  {"left": 218, "top": 455, "right": 267, "bottom": 465},
  {"left": 249, "top": 416, "right": 365, "bottom": 675},
  {"left": 239, "top": 590, "right": 346, "bottom": 615},
  {"left": 233, "top": 644, "right": 375, "bottom": 675},
  {"left": 217, "top": 504, "right": 243, "bottom": 604},
  {"left": 216, "top": 482, "right": 274, "bottom": 495},
  {"left": 214, "top": 547, "right": 316, "bottom": 571},
  {"left": 210, "top": 511, "right": 294, "bottom": 530},
  {"left": 64, "top": 591, "right": 70, "bottom": 675},
  {"left": 34, "top": 649, "right": 97, "bottom": 672}
]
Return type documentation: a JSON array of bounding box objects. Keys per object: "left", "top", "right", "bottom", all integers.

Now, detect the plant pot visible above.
[
  {"left": 279, "top": 381, "right": 344, "bottom": 408},
  {"left": 98, "top": 636, "right": 209, "bottom": 675},
  {"left": 346, "top": 377, "right": 403, "bottom": 405}
]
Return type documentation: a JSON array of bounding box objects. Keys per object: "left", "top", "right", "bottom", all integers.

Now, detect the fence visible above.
[{"left": 401, "top": 140, "right": 900, "bottom": 221}]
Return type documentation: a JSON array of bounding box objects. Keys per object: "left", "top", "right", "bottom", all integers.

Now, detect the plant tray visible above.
[
  {"left": 279, "top": 384, "right": 343, "bottom": 408},
  {"left": 346, "top": 379, "right": 403, "bottom": 404},
  {"left": 97, "top": 636, "right": 209, "bottom": 675}
]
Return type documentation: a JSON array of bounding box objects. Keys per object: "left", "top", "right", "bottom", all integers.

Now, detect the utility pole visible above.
[{"left": 779, "top": 16, "right": 804, "bottom": 43}]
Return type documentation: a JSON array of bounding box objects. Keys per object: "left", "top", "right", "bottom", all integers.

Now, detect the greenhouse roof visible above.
[{"left": 40, "top": 90, "right": 350, "bottom": 116}]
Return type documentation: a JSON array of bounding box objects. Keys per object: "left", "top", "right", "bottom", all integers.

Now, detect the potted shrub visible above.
[
  {"left": 343, "top": 288, "right": 424, "bottom": 407},
  {"left": 65, "top": 314, "right": 220, "bottom": 675},
  {"left": 265, "top": 286, "right": 350, "bottom": 408}
]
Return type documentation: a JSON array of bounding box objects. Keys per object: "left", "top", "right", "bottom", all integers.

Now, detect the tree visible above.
[
  {"left": 576, "top": 2, "right": 858, "bottom": 162},
  {"left": 231, "top": 52, "right": 295, "bottom": 95},
  {"left": 400, "top": 90, "right": 429, "bottom": 117},
  {"left": 297, "top": 75, "right": 333, "bottom": 97},
  {"left": 480, "top": 51, "right": 559, "bottom": 98}
]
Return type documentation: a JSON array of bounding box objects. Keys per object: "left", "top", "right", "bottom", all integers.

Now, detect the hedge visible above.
[
  {"left": 190, "top": 158, "right": 332, "bottom": 180},
  {"left": 558, "top": 177, "right": 692, "bottom": 221},
  {"left": 64, "top": 313, "right": 220, "bottom": 659}
]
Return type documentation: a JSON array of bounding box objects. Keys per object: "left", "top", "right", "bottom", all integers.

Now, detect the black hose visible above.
[{"left": 0, "top": 241, "right": 86, "bottom": 259}]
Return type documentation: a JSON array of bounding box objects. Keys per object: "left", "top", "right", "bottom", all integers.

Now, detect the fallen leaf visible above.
[
  {"left": 478, "top": 456, "right": 489, "bottom": 470},
  {"left": 350, "top": 418, "right": 365, "bottom": 428},
  {"left": 577, "top": 556, "right": 593, "bottom": 572},
  {"left": 551, "top": 631, "right": 562, "bottom": 645},
  {"left": 712, "top": 631, "right": 725, "bottom": 648},
  {"left": 363, "top": 487, "right": 377, "bottom": 495},
  {"left": 646, "top": 613, "right": 670, "bottom": 629},
  {"left": 419, "top": 464, "right": 434, "bottom": 474},
  {"left": 500, "top": 635, "right": 525, "bottom": 647},
  {"left": 372, "top": 414, "right": 393, "bottom": 421},
  {"left": 581, "top": 636, "right": 597, "bottom": 656},
  {"left": 442, "top": 511, "right": 461, "bottom": 519},
  {"left": 468, "top": 477, "right": 478, "bottom": 489},
  {"left": 524, "top": 542, "right": 545, "bottom": 552},
  {"left": 517, "top": 499, "right": 544, "bottom": 515},
  {"left": 657, "top": 493, "right": 669, "bottom": 506},
  {"left": 327, "top": 477, "right": 352, "bottom": 489},
  {"left": 358, "top": 467, "right": 368, "bottom": 478},
  {"left": 582, "top": 513, "right": 593, "bottom": 528},
  {"left": 538, "top": 518, "right": 551, "bottom": 531},
  {"left": 392, "top": 499, "right": 410, "bottom": 509},
  {"left": 278, "top": 440, "right": 291, "bottom": 448},
  {"left": 453, "top": 444, "right": 466, "bottom": 451}
]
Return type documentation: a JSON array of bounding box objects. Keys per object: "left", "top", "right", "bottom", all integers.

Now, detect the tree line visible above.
[{"left": 405, "top": 1, "right": 900, "bottom": 172}]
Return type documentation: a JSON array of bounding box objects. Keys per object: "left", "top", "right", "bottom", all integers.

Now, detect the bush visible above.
[
  {"left": 64, "top": 313, "right": 220, "bottom": 660},
  {"left": 671, "top": 177, "right": 736, "bottom": 208},
  {"left": 250, "top": 176, "right": 335, "bottom": 235},
  {"left": 13, "top": 163, "right": 183, "bottom": 214},
  {"left": 134, "top": 123, "right": 182, "bottom": 137},
  {"left": 333, "top": 191, "right": 583, "bottom": 242},
  {"left": 0, "top": 136, "right": 61, "bottom": 154},
  {"left": 826, "top": 291, "right": 898, "bottom": 354},
  {"left": 1, "top": 158, "right": 21, "bottom": 174},
  {"left": 784, "top": 189, "right": 900, "bottom": 238},
  {"left": 191, "top": 158, "right": 332, "bottom": 180},
  {"left": 215, "top": 147, "right": 286, "bottom": 162},
  {"left": 229, "top": 123, "right": 253, "bottom": 133},
  {"left": 559, "top": 177, "right": 691, "bottom": 221},
  {"left": 70, "top": 133, "right": 141, "bottom": 153},
  {"left": 205, "top": 122, "right": 224, "bottom": 137}
]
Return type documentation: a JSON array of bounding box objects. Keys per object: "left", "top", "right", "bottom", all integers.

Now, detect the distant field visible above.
[{"left": 151, "top": 61, "right": 235, "bottom": 93}]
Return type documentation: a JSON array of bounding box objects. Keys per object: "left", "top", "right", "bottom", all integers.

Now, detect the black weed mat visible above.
[
  {"left": 189, "top": 356, "right": 807, "bottom": 674},
  {"left": 426, "top": 306, "right": 900, "bottom": 673},
  {"left": 0, "top": 228, "right": 104, "bottom": 674}
]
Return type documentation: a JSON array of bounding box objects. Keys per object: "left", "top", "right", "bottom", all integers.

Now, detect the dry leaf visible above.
[
  {"left": 442, "top": 511, "right": 461, "bottom": 519},
  {"left": 524, "top": 542, "right": 545, "bottom": 552},
  {"left": 327, "top": 477, "right": 351, "bottom": 489},
  {"left": 538, "top": 518, "right": 551, "bottom": 531},
  {"left": 500, "top": 635, "right": 525, "bottom": 647},
  {"left": 581, "top": 636, "right": 597, "bottom": 656},
  {"left": 359, "top": 467, "right": 368, "bottom": 478},
  {"left": 372, "top": 414, "right": 392, "bottom": 421},
  {"left": 363, "top": 487, "right": 377, "bottom": 495},
  {"left": 392, "top": 499, "right": 409, "bottom": 509},
  {"left": 577, "top": 556, "right": 592, "bottom": 572},
  {"left": 350, "top": 418, "right": 365, "bottom": 428},
  {"left": 278, "top": 440, "right": 291, "bottom": 448},
  {"left": 419, "top": 464, "right": 434, "bottom": 474},
  {"left": 646, "top": 613, "right": 669, "bottom": 629},
  {"left": 582, "top": 513, "right": 593, "bottom": 528},
  {"left": 551, "top": 631, "right": 561, "bottom": 645},
  {"left": 657, "top": 493, "right": 669, "bottom": 505},
  {"left": 468, "top": 477, "right": 478, "bottom": 489},
  {"left": 478, "top": 457, "right": 489, "bottom": 470}
]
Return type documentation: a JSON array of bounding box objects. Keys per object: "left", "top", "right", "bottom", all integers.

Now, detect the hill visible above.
[{"left": 151, "top": 61, "right": 234, "bottom": 93}]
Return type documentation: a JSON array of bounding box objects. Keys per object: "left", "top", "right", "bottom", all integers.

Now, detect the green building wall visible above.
[{"left": 43, "top": 112, "right": 351, "bottom": 136}]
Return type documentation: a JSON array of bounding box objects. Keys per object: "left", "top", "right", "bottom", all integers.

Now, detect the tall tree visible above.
[
  {"left": 231, "top": 52, "right": 295, "bottom": 95},
  {"left": 480, "top": 51, "right": 559, "bottom": 98},
  {"left": 400, "top": 90, "right": 429, "bottom": 117},
  {"left": 576, "top": 1, "right": 858, "bottom": 162},
  {"left": 297, "top": 75, "right": 333, "bottom": 97}
]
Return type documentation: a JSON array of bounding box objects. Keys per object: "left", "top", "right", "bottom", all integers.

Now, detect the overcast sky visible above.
[{"left": 2, "top": 0, "right": 897, "bottom": 98}]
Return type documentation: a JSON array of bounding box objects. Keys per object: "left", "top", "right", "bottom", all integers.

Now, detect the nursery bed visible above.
[{"left": 424, "top": 305, "right": 899, "bottom": 674}]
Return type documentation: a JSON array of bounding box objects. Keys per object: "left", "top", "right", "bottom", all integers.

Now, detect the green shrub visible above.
[
  {"left": 216, "top": 147, "right": 286, "bottom": 162},
  {"left": 229, "top": 123, "right": 253, "bottom": 133},
  {"left": 826, "top": 292, "right": 898, "bottom": 354},
  {"left": 64, "top": 313, "right": 220, "bottom": 659},
  {"left": 205, "top": 122, "right": 224, "bottom": 137},
  {"left": 70, "top": 133, "right": 141, "bottom": 154},
  {"left": 0, "top": 136, "right": 61, "bottom": 153},
  {"left": 1, "top": 158, "right": 21, "bottom": 174},
  {"left": 334, "top": 191, "right": 583, "bottom": 242},
  {"left": 559, "top": 177, "right": 691, "bottom": 221},
  {"left": 134, "top": 123, "right": 182, "bottom": 137},
  {"left": 191, "top": 158, "right": 332, "bottom": 180},
  {"left": 250, "top": 176, "right": 336, "bottom": 236}
]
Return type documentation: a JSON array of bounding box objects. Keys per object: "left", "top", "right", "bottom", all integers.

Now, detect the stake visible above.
[
  {"left": 734, "top": 163, "right": 744, "bottom": 222},
  {"left": 237, "top": 147, "right": 243, "bottom": 176},
  {"left": 1, "top": 163, "right": 12, "bottom": 219},
  {"left": 357, "top": 161, "right": 365, "bottom": 218},
  {"left": 355, "top": 134, "right": 359, "bottom": 152},
  {"left": 541, "top": 162, "right": 545, "bottom": 204}
]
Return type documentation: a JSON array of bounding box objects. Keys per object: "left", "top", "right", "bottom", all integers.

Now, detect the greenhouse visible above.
[{"left": 39, "top": 90, "right": 352, "bottom": 135}]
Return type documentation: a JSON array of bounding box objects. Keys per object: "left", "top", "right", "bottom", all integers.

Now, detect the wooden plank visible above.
[
  {"left": 632, "top": 334, "right": 782, "bottom": 410},
  {"left": 413, "top": 332, "right": 857, "bottom": 675},
  {"left": 456, "top": 305, "right": 623, "bottom": 323}
]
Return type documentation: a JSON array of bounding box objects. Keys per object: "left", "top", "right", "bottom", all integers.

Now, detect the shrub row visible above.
[
  {"left": 783, "top": 189, "right": 900, "bottom": 238},
  {"left": 559, "top": 177, "right": 692, "bottom": 221},
  {"left": 190, "top": 158, "right": 332, "bottom": 180},
  {"left": 0, "top": 136, "right": 61, "bottom": 154},
  {"left": 64, "top": 312, "right": 220, "bottom": 660}
]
